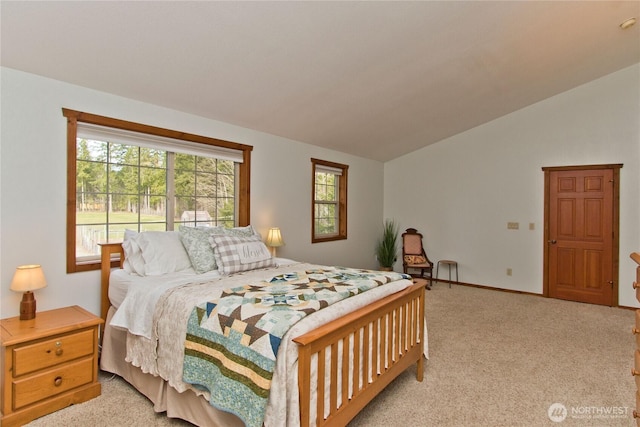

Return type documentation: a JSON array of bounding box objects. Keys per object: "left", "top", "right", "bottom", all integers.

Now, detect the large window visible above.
[
  {"left": 64, "top": 109, "right": 252, "bottom": 273},
  {"left": 311, "top": 158, "right": 348, "bottom": 243}
]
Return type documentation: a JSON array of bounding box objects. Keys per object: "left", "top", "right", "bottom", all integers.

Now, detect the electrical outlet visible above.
[
  {"left": 507, "top": 222, "right": 519, "bottom": 230},
  {"left": 529, "top": 222, "right": 535, "bottom": 230},
  {"left": 507, "top": 268, "right": 512, "bottom": 276}
]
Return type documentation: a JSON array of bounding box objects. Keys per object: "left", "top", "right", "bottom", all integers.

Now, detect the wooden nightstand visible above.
[{"left": 1, "top": 305, "right": 103, "bottom": 427}]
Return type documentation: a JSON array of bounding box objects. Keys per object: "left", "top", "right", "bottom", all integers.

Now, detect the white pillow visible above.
[
  {"left": 138, "top": 231, "right": 193, "bottom": 276},
  {"left": 122, "top": 229, "right": 145, "bottom": 276},
  {"left": 210, "top": 234, "right": 273, "bottom": 275}
]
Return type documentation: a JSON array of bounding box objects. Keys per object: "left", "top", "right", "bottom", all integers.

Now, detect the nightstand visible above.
[{"left": 1, "top": 305, "right": 103, "bottom": 427}]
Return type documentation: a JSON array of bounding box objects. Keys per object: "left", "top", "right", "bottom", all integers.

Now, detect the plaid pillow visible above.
[{"left": 210, "top": 234, "right": 274, "bottom": 275}]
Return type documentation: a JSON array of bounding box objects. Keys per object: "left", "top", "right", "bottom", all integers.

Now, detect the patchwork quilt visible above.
[{"left": 183, "top": 267, "right": 410, "bottom": 427}]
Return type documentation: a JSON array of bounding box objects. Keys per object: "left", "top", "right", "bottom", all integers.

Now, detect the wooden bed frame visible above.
[{"left": 99, "top": 242, "right": 425, "bottom": 427}]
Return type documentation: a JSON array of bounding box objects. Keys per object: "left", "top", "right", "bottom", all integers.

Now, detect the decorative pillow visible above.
[
  {"left": 179, "top": 226, "right": 226, "bottom": 274},
  {"left": 223, "top": 225, "right": 261, "bottom": 238},
  {"left": 122, "top": 230, "right": 145, "bottom": 276},
  {"left": 210, "top": 234, "right": 273, "bottom": 275},
  {"left": 404, "top": 254, "right": 427, "bottom": 264},
  {"left": 137, "top": 231, "right": 193, "bottom": 276}
]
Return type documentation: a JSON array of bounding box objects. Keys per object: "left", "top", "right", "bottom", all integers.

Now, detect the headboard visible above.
[{"left": 99, "top": 242, "right": 125, "bottom": 324}]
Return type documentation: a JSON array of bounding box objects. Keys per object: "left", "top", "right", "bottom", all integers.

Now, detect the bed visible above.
[{"left": 98, "top": 228, "right": 426, "bottom": 427}]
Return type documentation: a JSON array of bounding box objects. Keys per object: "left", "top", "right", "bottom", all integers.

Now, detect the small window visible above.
[{"left": 311, "top": 158, "right": 348, "bottom": 242}]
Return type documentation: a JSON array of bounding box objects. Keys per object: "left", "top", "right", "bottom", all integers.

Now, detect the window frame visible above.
[
  {"left": 311, "top": 158, "right": 348, "bottom": 243},
  {"left": 63, "top": 108, "right": 253, "bottom": 273}
]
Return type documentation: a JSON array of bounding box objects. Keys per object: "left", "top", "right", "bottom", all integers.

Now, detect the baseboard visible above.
[
  {"left": 433, "top": 279, "right": 543, "bottom": 298},
  {"left": 439, "top": 279, "right": 636, "bottom": 310}
]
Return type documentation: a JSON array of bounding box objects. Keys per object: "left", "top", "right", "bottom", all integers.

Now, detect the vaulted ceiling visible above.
[{"left": 2, "top": 1, "right": 639, "bottom": 161}]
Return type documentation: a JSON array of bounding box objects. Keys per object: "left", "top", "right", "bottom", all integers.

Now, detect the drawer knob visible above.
[
  {"left": 54, "top": 376, "right": 63, "bottom": 387},
  {"left": 55, "top": 348, "right": 63, "bottom": 356},
  {"left": 634, "top": 410, "right": 640, "bottom": 419},
  {"left": 634, "top": 281, "right": 640, "bottom": 289}
]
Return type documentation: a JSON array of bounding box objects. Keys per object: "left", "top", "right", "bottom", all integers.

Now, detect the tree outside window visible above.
[{"left": 64, "top": 109, "right": 252, "bottom": 273}]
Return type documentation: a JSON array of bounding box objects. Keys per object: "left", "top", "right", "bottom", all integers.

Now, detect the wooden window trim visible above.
[
  {"left": 63, "top": 108, "right": 253, "bottom": 273},
  {"left": 311, "top": 158, "right": 348, "bottom": 243}
]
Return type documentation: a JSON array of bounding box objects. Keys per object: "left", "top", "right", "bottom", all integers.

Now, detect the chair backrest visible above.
[{"left": 402, "top": 228, "right": 425, "bottom": 256}]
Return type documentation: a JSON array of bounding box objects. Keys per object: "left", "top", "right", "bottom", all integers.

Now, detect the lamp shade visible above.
[
  {"left": 10, "top": 265, "right": 47, "bottom": 292},
  {"left": 265, "top": 227, "right": 284, "bottom": 248}
]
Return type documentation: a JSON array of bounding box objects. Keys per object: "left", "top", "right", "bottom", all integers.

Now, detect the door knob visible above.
[{"left": 548, "top": 240, "right": 557, "bottom": 244}]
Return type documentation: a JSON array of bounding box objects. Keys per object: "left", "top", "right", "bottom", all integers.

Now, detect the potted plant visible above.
[{"left": 376, "top": 219, "right": 399, "bottom": 271}]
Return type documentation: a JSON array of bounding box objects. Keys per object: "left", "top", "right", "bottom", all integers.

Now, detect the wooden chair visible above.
[{"left": 402, "top": 228, "right": 434, "bottom": 289}]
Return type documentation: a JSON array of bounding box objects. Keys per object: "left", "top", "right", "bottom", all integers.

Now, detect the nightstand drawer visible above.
[
  {"left": 636, "top": 350, "right": 640, "bottom": 389},
  {"left": 635, "top": 310, "right": 640, "bottom": 348},
  {"left": 12, "top": 356, "right": 94, "bottom": 410},
  {"left": 13, "top": 329, "right": 94, "bottom": 376}
]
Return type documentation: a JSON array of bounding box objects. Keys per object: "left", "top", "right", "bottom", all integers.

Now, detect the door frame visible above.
[{"left": 542, "top": 164, "right": 622, "bottom": 306}]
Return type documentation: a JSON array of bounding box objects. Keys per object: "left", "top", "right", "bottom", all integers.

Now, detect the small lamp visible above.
[
  {"left": 265, "top": 227, "right": 284, "bottom": 257},
  {"left": 10, "top": 264, "right": 47, "bottom": 320}
]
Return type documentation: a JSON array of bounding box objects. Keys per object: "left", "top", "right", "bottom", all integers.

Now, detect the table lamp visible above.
[
  {"left": 265, "top": 227, "right": 284, "bottom": 257},
  {"left": 10, "top": 264, "right": 47, "bottom": 320}
]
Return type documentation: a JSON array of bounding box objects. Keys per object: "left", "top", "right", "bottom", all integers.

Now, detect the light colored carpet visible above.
[{"left": 26, "top": 284, "right": 635, "bottom": 426}]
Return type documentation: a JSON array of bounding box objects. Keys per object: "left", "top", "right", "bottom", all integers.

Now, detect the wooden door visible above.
[{"left": 543, "top": 165, "right": 621, "bottom": 306}]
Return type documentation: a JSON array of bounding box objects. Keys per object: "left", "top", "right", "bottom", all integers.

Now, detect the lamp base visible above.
[{"left": 19, "top": 291, "right": 36, "bottom": 320}]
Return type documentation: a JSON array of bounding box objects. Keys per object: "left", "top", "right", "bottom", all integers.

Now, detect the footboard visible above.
[{"left": 293, "top": 280, "right": 425, "bottom": 427}]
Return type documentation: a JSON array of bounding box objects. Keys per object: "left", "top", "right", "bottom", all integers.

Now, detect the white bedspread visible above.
[
  {"left": 113, "top": 263, "right": 426, "bottom": 427},
  {"left": 110, "top": 269, "right": 222, "bottom": 338}
]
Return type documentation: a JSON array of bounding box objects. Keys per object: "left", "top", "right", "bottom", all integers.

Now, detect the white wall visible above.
[
  {"left": 385, "top": 64, "right": 640, "bottom": 307},
  {"left": 0, "top": 67, "right": 385, "bottom": 318},
  {"left": 2, "top": 63, "right": 637, "bottom": 318}
]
